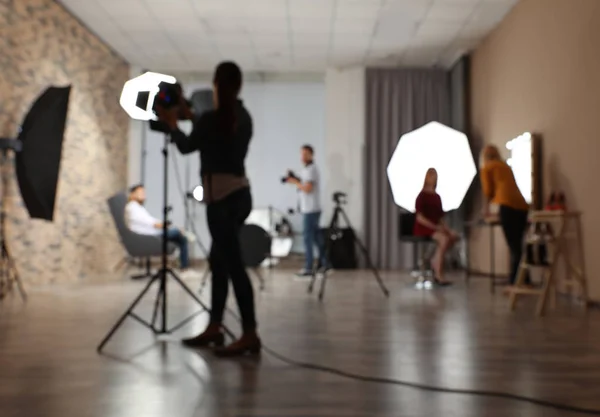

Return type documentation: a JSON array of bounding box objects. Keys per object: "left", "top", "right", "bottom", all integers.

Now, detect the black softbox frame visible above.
[{"left": 15, "top": 86, "right": 71, "bottom": 221}]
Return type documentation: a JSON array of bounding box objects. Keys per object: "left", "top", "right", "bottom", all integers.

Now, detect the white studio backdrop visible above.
[{"left": 141, "top": 81, "right": 327, "bottom": 259}]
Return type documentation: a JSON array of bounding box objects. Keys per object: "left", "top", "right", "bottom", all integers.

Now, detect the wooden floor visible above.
[{"left": 1, "top": 269, "right": 599, "bottom": 417}]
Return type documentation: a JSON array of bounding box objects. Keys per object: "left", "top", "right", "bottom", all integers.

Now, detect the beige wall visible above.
[
  {"left": 0, "top": 0, "right": 130, "bottom": 285},
  {"left": 469, "top": 0, "right": 600, "bottom": 299}
]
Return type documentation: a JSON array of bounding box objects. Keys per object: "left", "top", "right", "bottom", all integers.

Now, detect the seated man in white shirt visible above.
[{"left": 125, "top": 184, "right": 197, "bottom": 277}]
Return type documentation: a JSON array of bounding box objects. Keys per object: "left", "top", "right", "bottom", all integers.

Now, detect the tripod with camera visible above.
[
  {"left": 97, "top": 134, "right": 233, "bottom": 353},
  {"left": 308, "top": 192, "right": 389, "bottom": 301}
]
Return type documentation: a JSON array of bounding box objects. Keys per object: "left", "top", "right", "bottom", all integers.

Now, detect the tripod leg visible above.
[
  {"left": 354, "top": 235, "right": 389, "bottom": 296},
  {"left": 339, "top": 209, "right": 389, "bottom": 297},
  {"left": 97, "top": 274, "right": 160, "bottom": 352},
  {"left": 307, "top": 272, "right": 316, "bottom": 293},
  {"left": 10, "top": 264, "right": 26, "bottom": 301},
  {"left": 150, "top": 271, "right": 164, "bottom": 330},
  {"left": 166, "top": 269, "right": 236, "bottom": 341},
  {"left": 356, "top": 237, "right": 389, "bottom": 296},
  {"left": 113, "top": 256, "right": 129, "bottom": 272},
  {"left": 318, "top": 271, "right": 329, "bottom": 300},
  {"left": 251, "top": 268, "right": 265, "bottom": 291},
  {"left": 4, "top": 244, "right": 26, "bottom": 301},
  {"left": 0, "top": 256, "right": 7, "bottom": 300},
  {"left": 199, "top": 267, "right": 211, "bottom": 294},
  {"left": 310, "top": 210, "right": 337, "bottom": 297},
  {"left": 318, "top": 229, "right": 333, "bottom": 301}
]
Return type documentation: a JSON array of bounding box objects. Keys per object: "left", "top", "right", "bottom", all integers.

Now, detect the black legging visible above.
[
  {"left": 206, "top": 187, "right": 256, "bottom": 331},
  {"left": 498, "top": 205, "right": 529, "bottom": 285}
]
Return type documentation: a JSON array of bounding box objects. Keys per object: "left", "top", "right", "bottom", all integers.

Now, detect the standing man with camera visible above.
[{"left": 285, "top": 145, "right": 329, "bottom": 277}]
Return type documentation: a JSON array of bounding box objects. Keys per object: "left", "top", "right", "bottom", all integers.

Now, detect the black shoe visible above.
[{"left": 433, "top": 278, "right": 453, "bottom": 287}]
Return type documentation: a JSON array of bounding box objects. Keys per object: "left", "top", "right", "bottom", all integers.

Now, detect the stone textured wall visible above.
[{"left": 0, "top": 0, "right": 129, "bottom": 285}]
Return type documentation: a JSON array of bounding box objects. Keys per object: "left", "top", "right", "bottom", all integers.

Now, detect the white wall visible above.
[
  {"left": 323, "top": 67, "right": 366, "bottom": 239},
  {"left": 135, "top": 79, "right": 327, "bottom": 258}
]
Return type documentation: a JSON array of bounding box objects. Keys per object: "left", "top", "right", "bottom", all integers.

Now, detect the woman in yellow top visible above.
[{"left": 480, "top": 145, "right": 530, "bottom": 286}]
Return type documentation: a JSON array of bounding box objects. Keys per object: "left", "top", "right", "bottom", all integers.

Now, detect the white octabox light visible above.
[
  {"left": 119, "top": 72, "right": 176, "bottom": 121},
  {"left": 386, "top": 121, "right": 476, "bottom": 212}
]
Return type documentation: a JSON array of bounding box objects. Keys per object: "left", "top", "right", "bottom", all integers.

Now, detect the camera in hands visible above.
[{"left": 281, "top": 170, "right": 300, "bottom": 184}]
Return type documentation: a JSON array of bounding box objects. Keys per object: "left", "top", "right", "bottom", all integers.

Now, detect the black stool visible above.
[{"left": 399, "top": 212, "right": 437, "bottom": 289}]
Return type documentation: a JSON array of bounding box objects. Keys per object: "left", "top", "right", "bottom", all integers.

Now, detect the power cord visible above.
[
  {"left": 260, "top": 345, "right": 600, "bottom": 415},
  {"left": 223, "top": 303, "right": 600, "bottom": 415},
  {"left": 168, "top": 148, "right": 600, "bottom": 416}
]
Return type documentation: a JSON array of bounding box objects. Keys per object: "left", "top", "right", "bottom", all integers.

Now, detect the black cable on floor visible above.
[
  {"left": 168, "top": 146, "right": 600, "bottom": 415},
  {"left": 260, "top": 345, "right": 600, "bottom": 415},
  {"left": 219, "top": 298, "right": 600, "bottom": 415}
]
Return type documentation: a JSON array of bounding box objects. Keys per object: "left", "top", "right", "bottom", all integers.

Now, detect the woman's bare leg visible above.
[
  {"left": 431, "top": 232, "right": 450, "bottom": 283},
  {"left": 432, "top": 229, "right": 459, "bottom": 284}
]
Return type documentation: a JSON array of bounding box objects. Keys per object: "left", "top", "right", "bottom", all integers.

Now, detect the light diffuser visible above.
[
  {"left": 119, "top": 72, "right": 176, "bottom": 121},
  {"left": 386, "top": 121, "right": 476, "bottom": 212}
]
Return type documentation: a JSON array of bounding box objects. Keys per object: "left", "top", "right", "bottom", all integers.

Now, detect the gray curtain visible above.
[
  {"left": 364, "top": 68, "right": 451, "bottom": 270},
  {"left": 450, "top": 55, "right": 479, "bottom": 223}
]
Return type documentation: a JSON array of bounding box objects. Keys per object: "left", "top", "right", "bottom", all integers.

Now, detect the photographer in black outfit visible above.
[{"left": 156, "top": 62, "right": 260, "bottom": 357}]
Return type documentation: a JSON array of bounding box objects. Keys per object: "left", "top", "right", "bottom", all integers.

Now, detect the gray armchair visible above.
[{"left": 108, "top": 192, "right": 176, "bottom": 280}]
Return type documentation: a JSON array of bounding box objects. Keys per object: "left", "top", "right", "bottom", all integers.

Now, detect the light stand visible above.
[
  {"left": 182, "top": 191, "right": 211, "bottom": 258},
  {"left": 308, "top": 200, "right": 389, "bottom": 301},
  {"left": 97, "top": 134, "right": 233, "bottom": 353},
  {"left": 135, "top": 122, "right": 150, "bottom": 273},
  {"left": 184, "top": 167, "right": 190, "bottom": 232},
  {"left": 267, "top": 205, "right": 274, "bottom": 269},
  {"left": 0, "top": 140, "right": 26, "bottom": 301}
]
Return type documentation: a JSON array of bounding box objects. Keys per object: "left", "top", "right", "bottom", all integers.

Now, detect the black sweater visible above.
[{"left": 171, "top": 101, "right": 252, "bottom": 178}]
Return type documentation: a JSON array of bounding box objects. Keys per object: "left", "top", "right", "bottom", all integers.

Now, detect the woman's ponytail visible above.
[{"left": 213, "top": 62, "right": 242, "bottom": 135}]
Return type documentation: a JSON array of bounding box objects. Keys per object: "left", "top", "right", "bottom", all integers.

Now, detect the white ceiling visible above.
[{"left": 59, "top": 0, "right": 519, "bottom": 73}]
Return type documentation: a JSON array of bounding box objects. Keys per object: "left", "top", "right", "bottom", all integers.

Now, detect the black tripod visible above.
[
  {"left": 0, "top": 144, "right": 26, "bottom": 301},
  {"left": 97, "top": 134, "right": 233, "bottom": 353},
  {"left": 308, "top": 201, "right": 390, "bottom": 301},
  {"left": 266, "top": 205, "right": 276, "bottom": 269}
]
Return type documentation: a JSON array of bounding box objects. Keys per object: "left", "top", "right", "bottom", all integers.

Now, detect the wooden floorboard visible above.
[{"left": 1, "top": 269, "right": 599, "bottom": 416}]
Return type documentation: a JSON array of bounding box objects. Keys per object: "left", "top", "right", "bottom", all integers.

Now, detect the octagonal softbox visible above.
[
  {"left": 119, "top": 72, "right": 176, "bottom": 121},
  {"left": 386, "top": 121, "right": 476, "bottom": 212}
]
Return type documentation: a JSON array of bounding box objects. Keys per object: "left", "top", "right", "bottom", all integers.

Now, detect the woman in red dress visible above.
[{"left": 413, "top": 168, "right": 459, "bottom": 285}]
